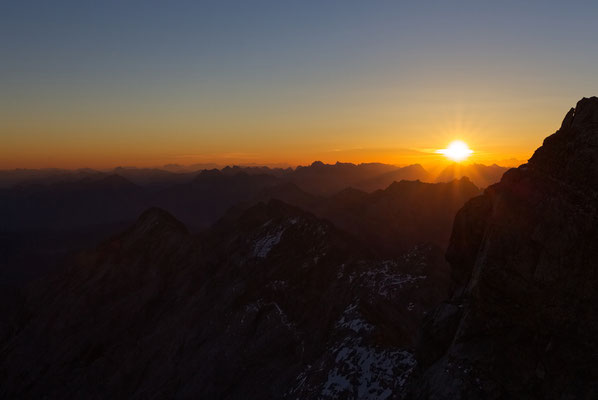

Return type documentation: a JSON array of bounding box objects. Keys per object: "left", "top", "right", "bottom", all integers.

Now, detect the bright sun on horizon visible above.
[{"left": 436, "top": 140, "right": 474, "bottom": 162}]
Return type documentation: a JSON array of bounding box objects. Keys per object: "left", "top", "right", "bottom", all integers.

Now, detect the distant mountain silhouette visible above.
[
  {"left": 435, "top": 162, "right": 508, "bottom": 188},
  {"left": 112, "top": 167, "right": 199, "bottom": 189},
  {"left": 318, "top": 178, "right": 481, "bottom": 255},
  {"left": 0, "top": 201, "right": 451, "bottom": 398},
  {"left": 0, "top": 174, "right": 144, "bottom": 231},
  {"left": 411, "top": 97, "right": 598, "bottom": 399},
  {"left": 0, "top": 161, "right": 474, "bottom": 234},
  {"left": 352, "top": 164, "right": 432, "bottom": 192},
  {"left": 0, "top": 161, "right": 492, "bottom": 292},
  {"left": 0, "top": 170, "right": 284, "bottom": 233},
  {"left": 243, "top": 178, "right": 481, "bottom": 256},
  {"left": 221, "top": 165, "right": 292, "bottom": 177},
  {"left": 1, "top": 161, "right": 508, "bottom": 194},
  {"left": 0, "top": 168, "right": 104, "bottom": 188},
  {"left": 287, "top": 161, "right": 430, "bottom": 195},
  {"left": 150, "top": 170, "right": 281, "bottom": 229}
]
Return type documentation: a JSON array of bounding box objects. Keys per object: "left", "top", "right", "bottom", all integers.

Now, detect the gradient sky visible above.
[{"left": 2, "top": 0, "right": 598, "bottom": 169}]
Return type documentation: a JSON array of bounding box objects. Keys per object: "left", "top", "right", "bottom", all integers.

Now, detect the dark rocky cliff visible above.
[{"left": 411, "top": 97, "right": 598, "bottom": 399}]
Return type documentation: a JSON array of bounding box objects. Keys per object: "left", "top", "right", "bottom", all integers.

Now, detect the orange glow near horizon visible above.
[
  {"left": 0, "top": 100, "right": 543, "bottom": 171},
  {"left": 0, "top": 69, "right": 569, "bottom": 171},
  {"left": 0, "top": 144, "right": 530, "bottom": 171}
]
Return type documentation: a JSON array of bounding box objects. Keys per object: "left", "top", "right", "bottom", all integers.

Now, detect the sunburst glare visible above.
[{"left": 436, "top": 140, "right": 474, "bottom": 162}]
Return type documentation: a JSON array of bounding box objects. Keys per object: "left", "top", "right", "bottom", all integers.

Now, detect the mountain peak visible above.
[
  {"left": 197, "top": 168, "right": 222, "bottom": 177},
  {"left": 528, "top": 96, "right": 598, "bottom": 190},
  {"left": 570, "top": 96, "right": 598, "bottom": 128},
  {"left": 133, "top": 207, "right": 188, "bottom": 236},
  {"left": 238, "top": 198, "right": 311, "bottom": 225},
  {"left": 385, "top": 176, "right": 477, "bottom": 193},
  {"left": 97, "top": 174, "right": 136, "bottom": 188}
]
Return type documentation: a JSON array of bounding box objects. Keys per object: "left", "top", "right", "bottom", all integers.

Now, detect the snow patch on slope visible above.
[
  {"left": 321, "top": 338, "right": 415, "bottom": 400},
  {"left": 253, "top": 227, "right": 285, "bottom": 258},
  {"left": 336, "top": 303, "right": 374, "bottom": 334},
  {"left": 360, "top": 260, "right": 427, "bottom": 298}
]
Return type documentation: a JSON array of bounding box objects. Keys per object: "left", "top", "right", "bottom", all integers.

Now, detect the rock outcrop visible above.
[{"left": 411, "top": 97, "right": 598, "bottom": 399}]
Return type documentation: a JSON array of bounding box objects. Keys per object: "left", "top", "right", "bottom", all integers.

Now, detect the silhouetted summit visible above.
[
  {"left": 244, "top": 177, "right": 481, "bottom": 256},
  {"left": 411, "top": 97, "right": 598, "bottom": 398},
  {"left": 289, "top": 162, "right": 429, "bottom": 195},
  {"left": 435, "top": 163, "right": 508, "bottom": 188},
  {"left": 93, "top": 174, "right": 138, "bottom": 190},
  {"left": 528, "top": 96, "right": 598, "bottom": 189},
  {"left": 133, "top": 207, "right": 189, "bottom": 236}
]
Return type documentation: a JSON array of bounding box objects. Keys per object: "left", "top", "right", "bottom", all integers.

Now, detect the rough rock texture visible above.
[
  {"left": 0, "top": 200, "right": 451, "bottom": 399},
  {"left": 411, "top": 97, "right": 598, "bottom": 399}
]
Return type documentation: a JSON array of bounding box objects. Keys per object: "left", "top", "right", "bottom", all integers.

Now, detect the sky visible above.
[{"left": 2, "top": 0, "right": 598, "bottom": 169}]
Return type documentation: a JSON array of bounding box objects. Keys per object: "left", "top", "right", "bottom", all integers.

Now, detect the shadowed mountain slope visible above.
[
  {"left": 245, "top": 178, "right": 482, "bottom": 256},
  {"left": 0, "top": 201, "right": 451, "bottom": 399},
  {"left": 410, "top": 97, "right": 598, "bottom": 399},
  {"left": 0, "top": 174, "right": 145, "bottom": 231},
  {"left": 149, "top": 169, "right": 281, "bottom": 229},
  {"left": 319, "top": 178, "right": 481, "bottom": 256}
]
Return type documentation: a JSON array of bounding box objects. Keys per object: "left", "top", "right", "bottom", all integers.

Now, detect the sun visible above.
[{"left": 436, "top": 140, "right": 473, "bottom": 162}]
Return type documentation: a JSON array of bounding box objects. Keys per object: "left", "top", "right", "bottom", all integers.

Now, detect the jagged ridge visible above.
[{"left": 411, "top": 97, "right": 598, "bottom": 399}]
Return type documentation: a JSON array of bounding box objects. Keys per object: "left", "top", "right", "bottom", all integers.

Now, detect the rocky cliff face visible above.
[{"left": 411, "top": 97, "right": 598, "bottom": 399}]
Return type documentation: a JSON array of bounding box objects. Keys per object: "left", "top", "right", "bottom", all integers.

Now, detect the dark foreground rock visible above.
[
  {"left": 410, "top": 97, "right": 598, "bottom": 399},
  {"left": 0, "top": 200, "right": 450, "bottom": 399}
]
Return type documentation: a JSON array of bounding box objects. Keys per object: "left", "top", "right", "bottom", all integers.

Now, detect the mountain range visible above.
[
  {"left": 0, "top": 161, "right": 506, "bottom": 192},
  {"left": 239, "top": 177, "right": 481, "bottom": 256},
  {"left": 0, "top": 161, "right": 506, "bottom": 233},
  {"left": 0, "top": 162, "right": 485, "bottom": 287},
  {"left": 0, "top": 174, "right": 480, "bottom": 288},
  {"left": 0, "top": 201, "right": 452, "bottom": 399},
  {"left": 2, "top": 98, "right": 597, "bottom": 398}
]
